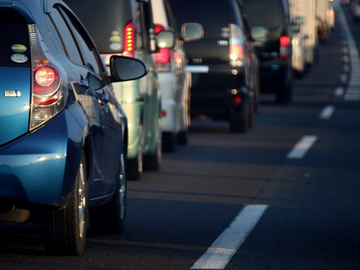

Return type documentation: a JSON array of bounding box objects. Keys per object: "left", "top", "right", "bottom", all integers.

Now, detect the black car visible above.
[
  {"left": 242, "top": 0, "right": 293, "bottom": 104},
  {"left": 172, "top": 0, "right": 261, "bottom": 133}
]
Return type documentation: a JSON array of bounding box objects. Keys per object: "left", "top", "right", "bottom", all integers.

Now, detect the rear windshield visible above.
[
  {"left": 172, "top": 0, "right": 234, "bottom": 38},
  {"left": 242, "top": 0, "right": 283, "bottom": 30},
  {"left": 66, "top": 0, "right": 133, "bottom": 53},
  {"left": 0, "top": 8, "right": 30, "bottom": 67}
]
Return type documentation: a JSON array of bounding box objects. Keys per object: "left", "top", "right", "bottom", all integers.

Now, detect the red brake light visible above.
[
  {"left": 123, "top": 21, "right": 135, "bottom": 57},
  {"left": 33, "top": 65, "right": 60, "bottom": 106},
  {"left": 280, "top": 36, "right": 290, "bottom": 47},
  {"left": 230, "top": 44, "right": 243, "bottom": 61},
  {"left": 327, "top": 10, "right": 335, "bottom": 19},
  {"left": 280, "top": 35, "right": 290, "bottom": 61},
  {"left": 234, "top": 96, "right": 242, "bottom": 104},
  {"left": 154, "top": 24, "right": 171, "bottom": 64}
]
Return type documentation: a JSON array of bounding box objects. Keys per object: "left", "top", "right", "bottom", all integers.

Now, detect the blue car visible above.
[{"left": 0, "top": 0, "right": 147, "bottom": 255}]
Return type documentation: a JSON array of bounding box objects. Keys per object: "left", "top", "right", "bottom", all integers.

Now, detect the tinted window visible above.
[
  {"left": 66, "top": 0, "right": 133, "bottom": 53},
  {"left": 57, "top": 6, "right": 102, "bottom": 74},
  {"left": 0, "top": 9, "right": 30, "bottom": 67},
  {"left": 172, "top": 0, "right": 233, "bottom": 38},
  {"left": 49, "top": 8, "right": 83, "bottom": 65},
  {"left": 242, "top": 0, "right": 283, "bottom": 29}
]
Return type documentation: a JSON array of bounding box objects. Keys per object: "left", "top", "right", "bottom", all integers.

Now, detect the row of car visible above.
[
  {"left": 0, "top": 0, "right": 329, "bottom": 255},
  {"left": 0, "top": 0, "right": 201, "bottom": 255},
  {"left": 289, "top": 0, "right": 335, "bottom": 78}
]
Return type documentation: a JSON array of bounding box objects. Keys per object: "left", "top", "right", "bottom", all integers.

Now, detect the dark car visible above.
[
  {"left": 0, "top": 0, "right": 147, "bottom": 255},
  {"left": 242, "top": 0, "right": 293, "bottom": 104},
  {"left": 172, "top": 0, "right": 261, "bottom": 133}
]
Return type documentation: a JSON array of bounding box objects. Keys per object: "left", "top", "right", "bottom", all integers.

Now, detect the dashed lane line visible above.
[
  {"left": 287, "top": 136, "right": 318, "bottom": 159},
  {"left": 319, "top": 105, "right": 335, "bottom": 119},
  {"left": 191, "top": 205, "right": 268, "bottom": 270}
]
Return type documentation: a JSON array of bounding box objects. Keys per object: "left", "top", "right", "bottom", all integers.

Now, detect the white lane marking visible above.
[
  {"left": 191, "top": 205, "right": 268, "bottom": 270},
  {"left": 319, "top": 105, "right": 335, "bottom": 119},
  {"left": 287, "top": 136, "right": 318, "bottom": 159},
  {"left": 334, "top": 87, "right": 344, "bottom": 97},
  {"left": 340, "top": 74, "right": 348, "bottom": 83}
]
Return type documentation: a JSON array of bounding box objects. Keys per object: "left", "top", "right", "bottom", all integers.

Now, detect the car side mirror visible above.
[
  {"left": 251, "top": 26, "right": 268, "bottom": 44},
  {"left": 109, "top": 56, "right": 148, "bottom": 82},
  {"left": 181, "top": 23, "right": 204, "bottom": 41},
  {"left": 156, "top": 30, "right": 175, "bottom": 50}
]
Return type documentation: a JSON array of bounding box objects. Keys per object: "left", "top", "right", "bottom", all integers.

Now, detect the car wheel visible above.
[
  {"left": 177, "top": 129, "right": 188, "bottom": 145},
  {"left": 230, "top": 110, "right": 248, "bottom": 133},
  {"left": 143, "top": 119, "right": 162, "bottom": 171},
  {"left": 44, "top": 152, "right": 87, "bottom": 255},
  {"left": 127, "top": 125, "right": 143, "bottom": 180},
  {"left": 90, "top": 151, "right": 127, "bottom": 234},
  {"left": 162, "top": 131, "right": 176, "bottom": 152}
]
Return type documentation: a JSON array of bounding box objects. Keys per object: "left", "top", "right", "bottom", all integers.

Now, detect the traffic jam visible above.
[{"left": 1, "top": 0, "right": 360, "bottom": 269}]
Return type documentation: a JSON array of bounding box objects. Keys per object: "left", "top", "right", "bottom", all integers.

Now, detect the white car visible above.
[
  {"left": 353, "top": 0, "right": 360, "bottom": 22},
  {"left": 151, "top": 0, "right": 191, "bottom": 152},
  {"left": 291, "top": 20, "right": 306, "bottom": 77}
]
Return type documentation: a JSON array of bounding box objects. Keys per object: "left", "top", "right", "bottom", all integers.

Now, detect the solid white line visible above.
[
  {"left": 287, "top": 136, "right": 317, "bottom": 159},
  {"left": 191, "top": 205, "right": 268, "bottom": 270},
  {"left": 319, "top": 105, "right": 335, "bottom": 119}
]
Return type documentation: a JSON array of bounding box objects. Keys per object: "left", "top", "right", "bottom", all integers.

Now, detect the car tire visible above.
[
  {"left": 127, "top": 125, "right": 143, "bottom": 180},
  {"left": 177, "top": 129, "right": 188, "bottom": 145},
  {"left": 143, "top": 119, "right": 162, "bottom": 171},
  {"left": 44, "top": 152, "right": 87, "bottom": 255},
  {"left": 162, "top": 131, "right": 176, "bottom": 152},
  {"left": 230, "top": 110, "right": 248, "bottom": 133},
  {"left": 90, "top": 150, "right": 127, "bottom": 234}
]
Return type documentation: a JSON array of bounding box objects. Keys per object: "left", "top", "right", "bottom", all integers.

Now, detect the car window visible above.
[
  {"left": 48, "top": 7, "right": 83, "bottom": 66},
  {"left": 242, "top": 0, "right": 282, "bottom": 29},
  {"left": 66, "top": 0, "right": 132, "bottom": 54},
  {"left": 137, "top": 1, "right": 152, "bottom": 52},
  {"left": 164, "top": 0, "right": 179, "bottom": 36},
  {"left": 56, "top": 5, "right": 103, "bottom": 75},
  {"left": 172, "top": 0, "right": 233, "bottom": 38},
  {"left": 0, "top": 8, "right": 31, "bottom": 67}
]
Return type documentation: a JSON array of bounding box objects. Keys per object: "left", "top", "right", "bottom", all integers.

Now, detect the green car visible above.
[{"left": 68, "top": 0, "right": 175, "bottom": 179}]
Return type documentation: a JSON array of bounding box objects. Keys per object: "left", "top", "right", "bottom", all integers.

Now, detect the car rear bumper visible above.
[
  {"left": 186, "top": 64, "right": 249, "bottom": 119},
  {"left": 259, "top": 62, "right": 291, "bottom": 93},
  {"left": 158, "top": 72, "right": 178, "bottom": 133},
  {"left": 0, "top": 110, "right": 82, "bottom": 207}
]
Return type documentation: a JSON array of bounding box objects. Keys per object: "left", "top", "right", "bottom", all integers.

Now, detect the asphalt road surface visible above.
[{"left": 1, "top": 2, "right": 360, "bottom": 270}]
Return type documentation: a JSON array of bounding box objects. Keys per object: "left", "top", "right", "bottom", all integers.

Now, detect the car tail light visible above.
[
  {"left": 154, "top": 24, "right": 171, "bottom": 72},
  {"left": 33, "top": 65, "right": 61, "bottom": 106},
  {"left": 234, "top": 96, "right": 242, "bottom": 104},
  {"left": 327, "top": 10, "right": 335, "bottom": 19},
  {"left": 123, "top": 21, "right": 135, "bottom": 57},
  {"left": 280, "top": 35, "right": 290, "bottom": 61},
  {"left": 229, "top": 24, "right": 244, "bottom": 67},
  {"left": 29, "top": 24, "right": 65, "bottom": 130}
]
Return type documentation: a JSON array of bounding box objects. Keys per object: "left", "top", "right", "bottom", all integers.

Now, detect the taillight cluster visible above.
[
  {"left": 327, "top": 10, "right": 335, "bottom": 19},
  {"left": 229, "top": 24, "right": 244, "bottom": 67},
  {"left": 154, "top": 24, "right": 171, "bottom": 72},
  {"left": 33, "top": 65, "right": 61, "bottom": 106},
  {"left": 123, "top": 21, "right": 135, "bottom": 57},
  {"left": 280, "top": 35, "right": 290, "bottom": 61},
  {"left": 29, "top": 24, "right": 65, "bottom": 130}
]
